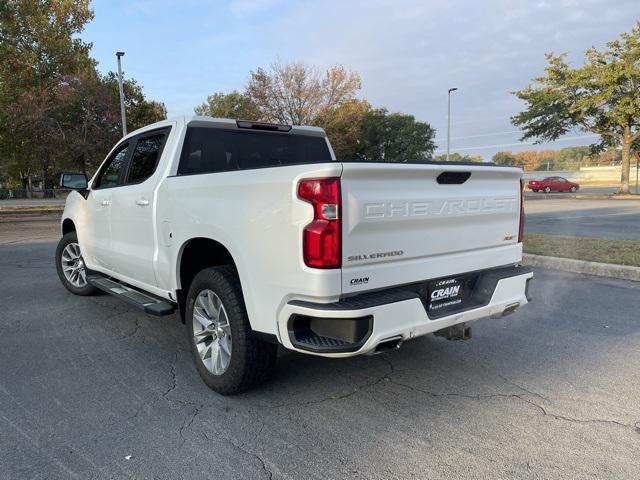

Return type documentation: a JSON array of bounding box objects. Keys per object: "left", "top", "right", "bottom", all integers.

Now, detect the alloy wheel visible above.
[
  {"left": 61, "top": 242, "right": 87, "bottom": 288},
  {"left": 192, "top": 289, "right": 232, "bottom": 375}
]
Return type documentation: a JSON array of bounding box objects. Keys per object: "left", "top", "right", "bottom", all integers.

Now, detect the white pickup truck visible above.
[{"left": 57, "top": 116, "right": 532, "bottom": 394}]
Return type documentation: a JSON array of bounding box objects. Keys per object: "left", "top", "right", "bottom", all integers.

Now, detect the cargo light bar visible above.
[{"left": 236, "top": 120, "right": 292, "bottom": 132}]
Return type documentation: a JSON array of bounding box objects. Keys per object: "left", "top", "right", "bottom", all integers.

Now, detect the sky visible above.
[{"left": 84, "top": 0, "right": 639, "bottom": 160}]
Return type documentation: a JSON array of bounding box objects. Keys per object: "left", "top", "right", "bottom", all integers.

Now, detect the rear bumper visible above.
[{"left": 277, "top": 265, "right": 533, "bottom": 357}]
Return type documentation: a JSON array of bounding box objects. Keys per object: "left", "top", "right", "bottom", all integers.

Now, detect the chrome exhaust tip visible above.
[
  {"left": 373, "top": 336, "right": 403, "bottom": 354},
  {"left": 491, "top": 302, "right": 521, "bottom": 319}
]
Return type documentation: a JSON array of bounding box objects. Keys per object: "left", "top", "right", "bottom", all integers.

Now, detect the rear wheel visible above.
[
  {"left": 186, "top": 266, "right": 277, "bottom": 395},
  {"left": 543, "top": 186, "right": 551, "bottom": 193},
  {"left": 55, "top": 232, "right": 97, "bottom": 296},
  {"left": 533, "top": 189, "right": 539, "bottom": 192}
]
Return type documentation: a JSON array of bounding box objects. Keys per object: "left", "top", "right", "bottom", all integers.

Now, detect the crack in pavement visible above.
[
  {"left": 388, "top": 377, "right": 639, "bottom": 432},
  {"left": 264, "top": 355, "right": 396, "bottom": 409},
  {"left": 203, "top": 431, "right": 274, "bottom": 480},
  {"left": 179, "top": 405, "right": 201, "bottom": 446},
  {"left": 258, "top": 354, "right": 639, "bottom": 433},
  {"left": 120, "top": 316, "right": 143, "bottom": 339},
  {"left": 162, "top": 352, "right": 179, "bottom": 401}
]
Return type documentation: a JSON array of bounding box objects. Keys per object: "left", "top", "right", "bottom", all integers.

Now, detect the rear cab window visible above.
[{"left": 178, "top": 127, "right": 332, "bottom": 175}]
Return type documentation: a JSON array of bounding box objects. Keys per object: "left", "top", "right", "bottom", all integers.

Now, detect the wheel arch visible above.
[
  {"left": 62, "top": 218, "right": 76, "bottom": 236},
  {"left": 175, "top": 237, "right": 239, "bottom": 323}
]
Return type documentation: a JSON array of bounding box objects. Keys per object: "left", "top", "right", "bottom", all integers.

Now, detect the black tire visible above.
[
  {"left": 570, "top": 186, "right": 577, "bottom": 193},
  {"left": 185, "top": 266, "right": 277, "bottom": 395},
  {"left": 543, "top": 186, "right": 551, "bottom": 193},
  {"left": 55, "top": 231, "right": 98, "bottom": 296}
]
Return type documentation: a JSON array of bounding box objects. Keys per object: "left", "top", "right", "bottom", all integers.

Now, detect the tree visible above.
[
  {"left": 0, "top": 0, "right": 94, "bottom": 189},
  {"left": 194, "top": 90, "right": 258, "bottom": 120},
  {"left": 356, "top": 108, "right": 436, "bottom": 161},
  {"left": 512, "top": 22, "right": 640, "bottom": 193},
  {"left": 314, "top": 99, "right": 372, "bottom": 159},
  {"left": 555, "top": 146, "right": 592, "bottom": 170},
  {"left": 244, "top": 60, "right": 361, "bottom": 125},
  {"left": 103, "top": 72, "right": 167, "bottom": 132},
  {"left": 0, "top": 0, "right": 95, "bottom": 190},
  {"left": 0, "top": 1, "right": 167, "bottom": 188},
  {"left": 492, "top": 151, "right": 519, "bottom": 166},
  {"left": 55, "top": 71, "right": 121, "bottom": 174},
  {"left": 598, "top": 148, "right": 622, "bottom": 165},
  {"left": 434, "top": 152, "right": 484, "bottom": 162},
  {"left": 514, "top": 150, "right": 543, "bottom": 171}
]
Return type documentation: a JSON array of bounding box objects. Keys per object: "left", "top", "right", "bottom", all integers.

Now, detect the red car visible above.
[{"left": 527, "top": 176, "right": 579, "bottom": 193}]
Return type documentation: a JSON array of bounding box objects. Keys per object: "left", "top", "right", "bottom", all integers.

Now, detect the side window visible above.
[
  {"left": 94, "top": 143, "right": 129, "bottom": 189},
  {"left": 126, "top": 132, "right": 167, "bottom": 184}
]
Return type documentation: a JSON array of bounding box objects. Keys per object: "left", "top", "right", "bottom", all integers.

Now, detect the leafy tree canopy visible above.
[
  {"left": 0, "top": 0, "right": 166, "bottom": 189},
  {"left": 356, "top": 108, "right": 436, "bottom": 162},
  {"left": 433, "top": 153, "right": 484, "bottom": 162},
  {"left": 244, "top": 61, "right": 361, "bottom": 125},
  {"left": 512, "top": 22, "right": 640, "bottom": 193},
  {"left": 194, "top": 90, "right": 258, "bottom": 120}
]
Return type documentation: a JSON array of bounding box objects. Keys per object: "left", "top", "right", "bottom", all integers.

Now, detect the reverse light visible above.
[
  {"left": 518, "top": 179, "right": 525, "bottom": 242},
  {"left": 298, "top": 177, "right": 341, "bottom": 268}
]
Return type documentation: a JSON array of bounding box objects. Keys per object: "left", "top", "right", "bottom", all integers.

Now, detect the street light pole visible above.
[
  {"left": 446, "top": 87, "right": 458, "bottom": 161},
  {"left": 116, "top": 51, "right": 127, "bottom": 137}
]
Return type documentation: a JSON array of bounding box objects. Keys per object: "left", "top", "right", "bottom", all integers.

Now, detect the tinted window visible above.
[
  {"left": 127, "top": 133, "right": 166, "bottom": 184},
  {"left": 94, "top": 143, "right": 129, "bottom": 189},
  {"left": 178, "top": 127, "right": 332, "bottom": 175}
]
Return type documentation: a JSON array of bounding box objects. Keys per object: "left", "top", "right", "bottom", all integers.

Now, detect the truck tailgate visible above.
[{"left": 340, "top": 162, "right": 523, "bottom": 294}]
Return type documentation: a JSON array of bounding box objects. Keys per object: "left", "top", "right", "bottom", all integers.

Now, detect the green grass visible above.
[{"left": 524, "top": 233, "right": 640, "bottom": 267}]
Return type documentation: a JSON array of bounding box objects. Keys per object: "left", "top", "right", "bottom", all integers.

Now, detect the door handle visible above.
[
  {"left": 136, "top": 198, "right": 150, "bottom": 206},
  {"left": 100, "top": 199, "right": 110, "bottom": 206}
]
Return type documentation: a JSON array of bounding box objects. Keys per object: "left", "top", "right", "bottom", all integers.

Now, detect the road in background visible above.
[
  {"left": 525, "top": 186, "right": 622, "bottom": 197},
  {"left": 525, "top": 198, "right": 640, "bottom": 240},
  {"left": 1, "top": 216, "right": 639, "bottom": 479},
  {"left": 0, "top": 198, "right": 66, "bottom": 207},
  {"left": 0, "top": 213, "right": 60, "bottom": 244}
]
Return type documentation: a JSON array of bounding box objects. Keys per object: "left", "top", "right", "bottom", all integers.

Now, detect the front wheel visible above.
[
  {"left": 570, "top": 186, "right": 577, "bottom": 193},
  {"left": 543, "top": 186, "right": 551, "bottom": 193},
  {"left": 55, "top": 231, "right": 98, "bottom": 296},
  {"left": 186, "top": 266, "right": 277, "bottom": 395}
]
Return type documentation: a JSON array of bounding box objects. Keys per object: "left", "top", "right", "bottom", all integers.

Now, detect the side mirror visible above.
[{"left": 60, "top": 172, "right": 88, "bottom": 190}]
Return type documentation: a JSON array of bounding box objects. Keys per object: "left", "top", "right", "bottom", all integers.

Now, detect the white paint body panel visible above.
[
  {"left": 279, "top": 271, "right": 533, "bottom": 357},
  {"left": 61, "top": 116, "right": 529, "bottom": 354}
]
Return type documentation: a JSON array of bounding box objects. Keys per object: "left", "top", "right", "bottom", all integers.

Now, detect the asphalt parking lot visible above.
[
  {"left": 1, "top": 215, "right": 639, "bottom": 479},
  {"left": 525, "top": 198, "right": 640, "bottom": 240}
]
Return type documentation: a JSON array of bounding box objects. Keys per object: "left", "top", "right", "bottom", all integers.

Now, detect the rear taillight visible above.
[
  {"left": 518, "top": 179, "right": 525, "bottom": 242},
  {"left": 298, "top": 177, "right": 341, "bottom": 268}
]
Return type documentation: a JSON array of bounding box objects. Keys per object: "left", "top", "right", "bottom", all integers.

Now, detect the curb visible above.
[
  {"left": 0, "top": 206, "right": 64, "bottom": 216},
  {"left": 522, "top": 253, "right": 640, "bottom": 282}
]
